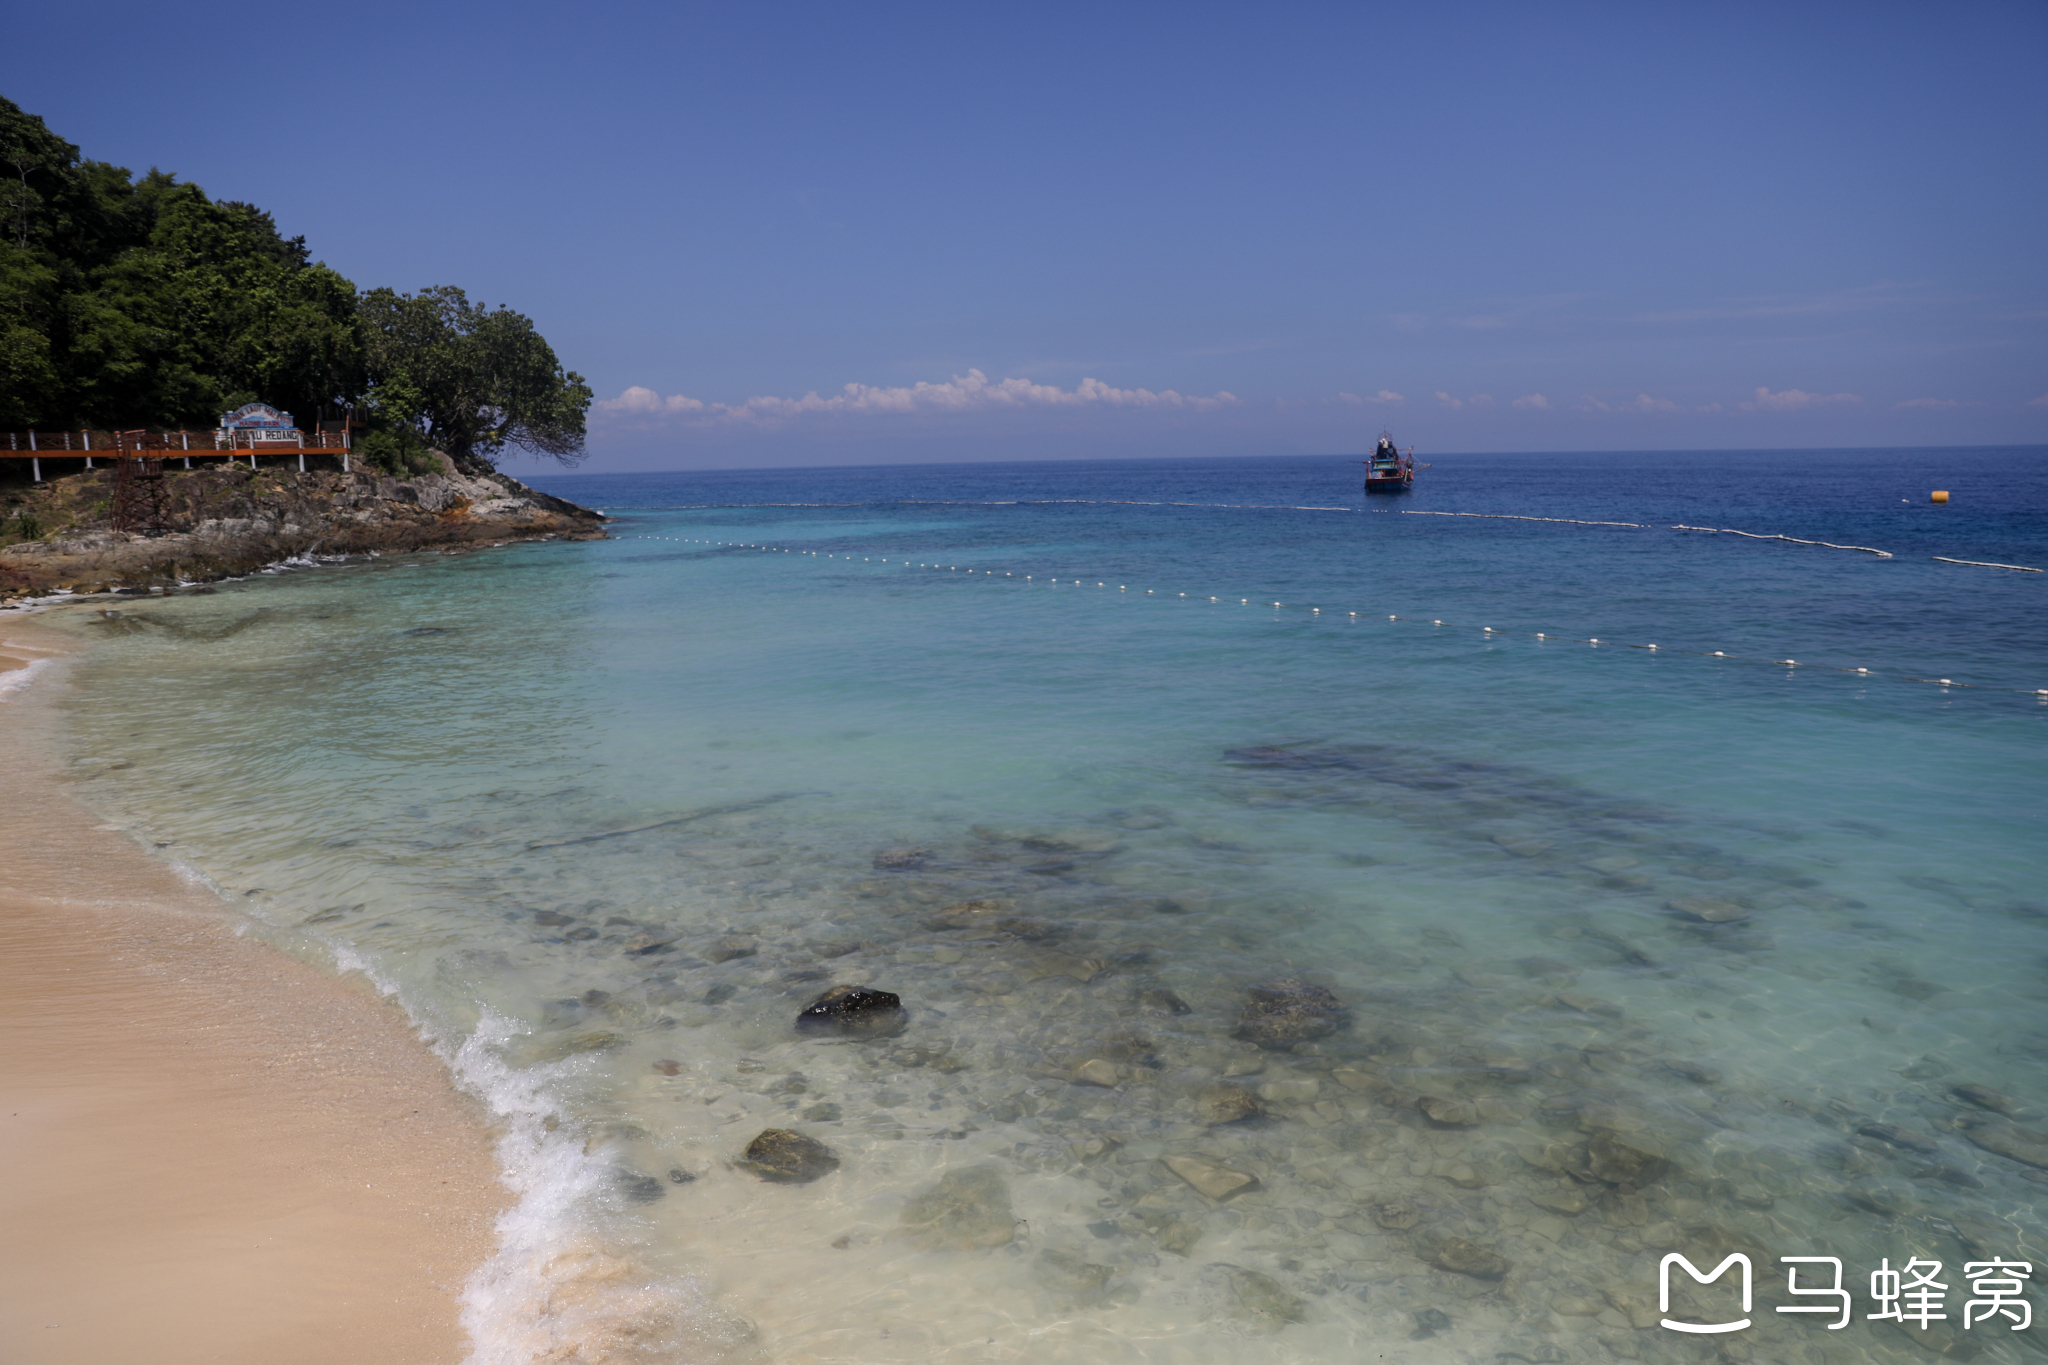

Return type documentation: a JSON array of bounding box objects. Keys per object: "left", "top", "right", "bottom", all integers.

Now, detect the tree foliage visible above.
[
  {"left": 359, "top": 286, "right": 592, "bottom": 471},
  {"left": 0, "top": 96, "right": 590, "bottom": 469}
]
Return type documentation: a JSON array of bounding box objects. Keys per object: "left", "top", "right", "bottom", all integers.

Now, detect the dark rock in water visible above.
[
  {"left": 403, "top": 625, "right": 455, "bottom": 636},
  {"left": 704, "top": 935, "right": 758, "bottom": 963},
  {"left": 1371, "top": 1200, "right": 1423, "bottom": 1231},
  {"left": 666, "top": 1167, "right": 697, "bottom": 1184},
  {"left": 1138, "top": 986, "right": 1192, "bottom": 1015},
  {"left": 795, "top": 985, "right": 907, "bottom": 1037},
  {"left": 803, "top": 1102, "right": 843, "bottom": 1122},
  {"left": 1417, "top": 1096, "right": 1479, "bottom": 1128},
  {"left": 534, "top": 910, "right": 574, "bottom": 927},
  {"left": 1859, "top": 1122, "right": 1938, "bottom": 1154},
  {"left": 1412, "top": 1307, "right": 1452, "bottom": 1338},
  {"left": 740, "top": 1129, "right": 840, "bottom": 1182},
  {"left": 873, "top": 847, "right": 932, "bottom": 870},
  {"left": 1233, "top": 978, "right": 1348, "bottom": 1048},
  {"left": 1220, "top": 1264, "right": 1307, "bottom": 1328},
  {"left": 1951, "top": 1083, "right": 2017, "bottom": 1115},
  {"left": 616, "top": 1171, "right": 667, "bottom": 1203},
  {"left": 901, "top": 1165, "right": 1016, "bottom": 1249},
  {"left": 623, "top": 932, "right": 677, "bottom": 957},
  {"left": 1196, "top": 1085, "right": 1261, "bottom": 1125},
  {"left": 1422, "top": 1235, "right": 1510, "bottom": 1279},
  {"left": 703, "top": 982, "right": 737, "bottom": 1005},
  {"left": 1586, "top": 1131, "right": 1667, "bottom": 1185},
  {"left": 1660, "top": 1058, "right": 1722, "bottom": 1085},
  {"left": 651, "top": 1059, "right": 682, "bottom": 1076},
  {"left": 1961, "top": 1120, "right": 2048, "bottom": 1169},
  {"left": 564, "top": 926, "right": 599, "bottom": 941}
]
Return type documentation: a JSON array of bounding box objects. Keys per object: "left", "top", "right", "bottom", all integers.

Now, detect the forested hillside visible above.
[{"left": 0, "top": 96, "right": 590, "bottom": 471}]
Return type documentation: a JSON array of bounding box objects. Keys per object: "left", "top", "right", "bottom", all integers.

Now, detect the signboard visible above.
[{"left": 219, "top": 402, "right": 296, "bottom": 431}]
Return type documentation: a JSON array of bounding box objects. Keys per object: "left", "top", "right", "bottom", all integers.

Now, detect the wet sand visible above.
[{"left": 0, "top": 617, "right": 507, "bottom": 1364}]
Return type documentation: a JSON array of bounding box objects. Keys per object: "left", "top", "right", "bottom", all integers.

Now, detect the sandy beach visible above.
[{"left": 0, "top": 616, "right": 507, "bottom": 1364}]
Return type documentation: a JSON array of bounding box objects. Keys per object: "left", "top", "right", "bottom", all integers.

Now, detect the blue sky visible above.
[{"left": 12, "top": 1, "right": 2046, "bottom": 470}]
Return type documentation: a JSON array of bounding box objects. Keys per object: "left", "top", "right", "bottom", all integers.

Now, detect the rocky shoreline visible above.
[{"left": 0, "top": 454, "right": 605, "bottom": 600}]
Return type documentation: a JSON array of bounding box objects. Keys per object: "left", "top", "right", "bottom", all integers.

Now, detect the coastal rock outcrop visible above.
[{"left": 0, "top": 454, "right": 604, "bottom": 600}]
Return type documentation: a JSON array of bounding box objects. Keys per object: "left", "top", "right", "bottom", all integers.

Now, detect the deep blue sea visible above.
[{"left": 39, "top": 448, "right": 2048, "bottom": 1364}]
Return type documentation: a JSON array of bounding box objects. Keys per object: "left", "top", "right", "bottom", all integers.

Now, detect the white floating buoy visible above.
[
  {"left": 1938, "top": 677, "right": 1953, "bottom": 685},
  {"left": 1713, "top": 651, "right": 1725, "bottom": 656},
  {"left": 1536, "top": 632, "right": 1546, "bottom": 639},
  {"left": 1856, "top": 667, "right": 1870, "bottom": 674},
  {"left": 1647, "top": 644, "right": 1658, "bottom": 650}
]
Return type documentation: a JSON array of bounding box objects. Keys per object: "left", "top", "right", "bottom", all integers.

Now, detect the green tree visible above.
[{"left": 359, "top": 285, "right": 592, "bottom": 471}]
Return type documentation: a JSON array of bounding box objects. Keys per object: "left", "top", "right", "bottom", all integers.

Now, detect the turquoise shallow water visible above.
[{"left": 30, "top": 448, "right": 2048, "bottom": 1364}]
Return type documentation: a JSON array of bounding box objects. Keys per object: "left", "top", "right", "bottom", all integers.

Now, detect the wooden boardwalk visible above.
[{"left": 3, "top": 429, "right": 353, "bottom": 481}]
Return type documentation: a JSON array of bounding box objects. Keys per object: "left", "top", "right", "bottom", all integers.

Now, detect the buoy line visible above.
[
  {"left": 1672, "top": 525, "right": 1893, "bottom": 558},
  {"left": 1932, "top": 556, "right": 2041, "bottom": 573},
  {"left": 1401, "top": 510, "right": 1645, "bottom": 528},
  {"left": 613, "top": 536, "right": 2046, "bottom": 699}
]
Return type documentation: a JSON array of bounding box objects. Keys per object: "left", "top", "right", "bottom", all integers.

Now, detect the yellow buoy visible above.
[{"left": 1931, "top": 490, "right": 1950, "bottom": 503}]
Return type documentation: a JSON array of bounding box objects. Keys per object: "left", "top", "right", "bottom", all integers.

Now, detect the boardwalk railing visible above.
[{"left": 2, "top": 428, "right": 354, "bottom": 479}]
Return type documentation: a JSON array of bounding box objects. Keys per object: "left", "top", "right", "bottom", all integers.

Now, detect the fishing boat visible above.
[{"left": 1362, "top": 431, "right": 1418, "bottom": 493}]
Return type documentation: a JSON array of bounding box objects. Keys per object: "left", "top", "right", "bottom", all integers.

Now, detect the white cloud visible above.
[
  {"left": 1511, "top": 393, "right": 1551, "bottom": 410},
  {"left": 1740, "top": 386, "right": 1860, "bottom": 412},
  {"left": 1436, "top": 391, "right": 1494, "bottom": 409},
  {"left": 2028, "top": 393, "right": 2048, "bottom": 408},
  {"left": 604, "top": 385, "right": 707, "bottom": 416},
  {"left": 1337, "top": 389, "right": 1403, "bottom": 405},
  {"left": 1895, "top": 398, "right": 1960, "bottom": 410},
  {"left": 596, "top": 369, "right": 1242, "bottom": 426},
  {"left": 1582, "top": 393, "right": 1679, "bottom": 413}
]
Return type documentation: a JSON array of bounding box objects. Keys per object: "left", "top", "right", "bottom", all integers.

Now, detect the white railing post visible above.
[{"left": 32, "top": 457, "right": 40, "bottom": 481}]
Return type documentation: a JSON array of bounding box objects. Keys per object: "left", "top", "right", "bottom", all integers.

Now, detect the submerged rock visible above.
[
  {"left": 1371, "top": 1200, "right": 1423, "bottom": 1230},
  {"left": 1219, "top": 1264, "right": 1306, "bottom": 1328},
  {"left": 1586, "top": 1131, "right": 1667, "bottom": 1185},
  {"left": 740, "top": 1129, "right": 840, "bottom": 1183},
  {"left": 1412, "top": 1307, "right": 1453, "bottom": 1338},
  {"left": 1417, "top": 1095, "right": 1479, "bottom": 1128},
  {"left": 1137, "top": 985, "right": 1192, "bottom": 1015},
  {"left": 1961, "top": 1120, "right": 2048, "bottom": 1169},
  {"left": 1196, "top": 1085, "right": 1261, "bottom": 1125},
  {"left": 1162, "top": 1153, "right": 1259, "bottom": 1201},
  {"left": 1668, "top": 895, "right": 1751, "bottom": 924},
  {"left": 1859, "top": 1122, "right": 1938, "bottom": 1154},
  {"left": 795, "top": 985, "right": 907, "bottom": 1037},
  {"left": 873, "top": 847, "right": 932, "bottom": 870},
  {"left": 1072, "top": 1059, "right": 1120, "bottom": 1087},
  {"left": 615, "top": 1171, "right": 667, "bottom": 1204},
  {"left": 1034, "top": 1248, "right": 1115, "bottom": 1304},
  {"left": 1233, "top": 979, "right": 1348, "bottom": 1048},
  {"left": 704, "top": 935, "right": 758, "bottom": 962},
  {"left": 1951, "top": 1083, "right": 2017, "bottom": 1115},
  {"left": 923, "top": 898, "right": 1013, "bottom": 930},
  {"left": 901, "top": 1165, "right": 1016, "bottom": 1250},
  {"left": 1421, "top": 1235, "right": 1510, "bottom": 1279}
]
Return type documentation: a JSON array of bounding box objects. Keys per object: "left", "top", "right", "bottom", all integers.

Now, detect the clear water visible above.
[{"left": 40, "top": 448, "right": 2048, "bottom": 1364}]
